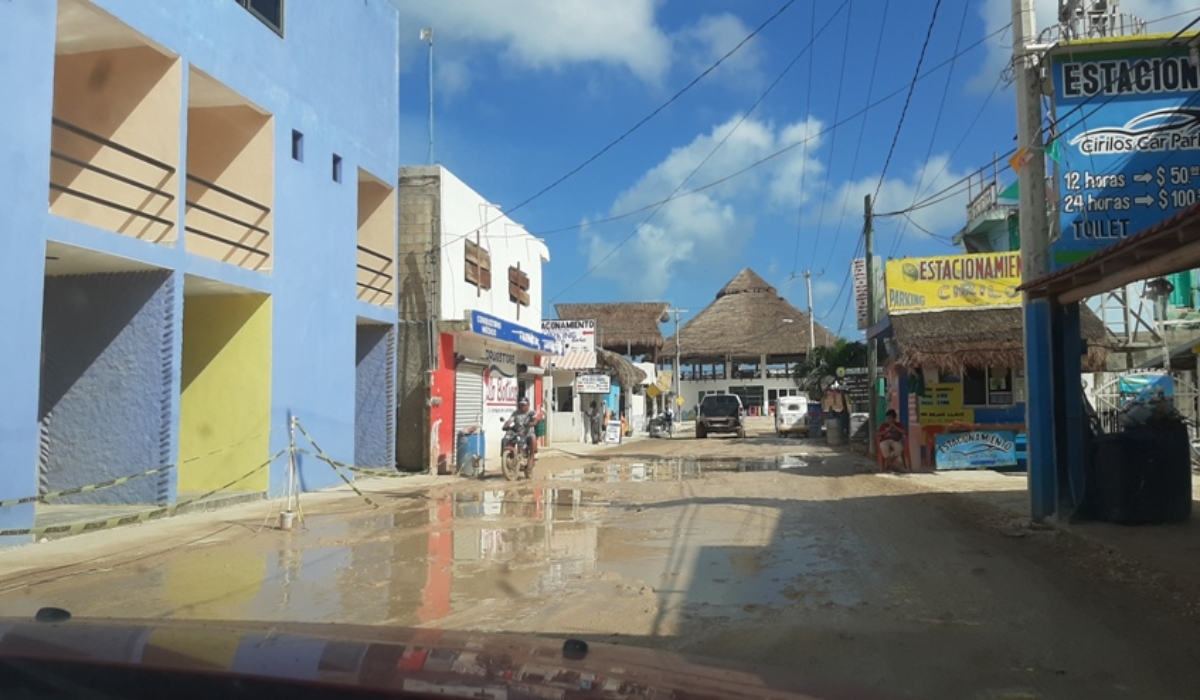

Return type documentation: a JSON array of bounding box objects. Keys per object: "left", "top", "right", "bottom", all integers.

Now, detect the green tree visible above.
[{"left": 795, "top": 340, "right": 867, "bottom": 401}]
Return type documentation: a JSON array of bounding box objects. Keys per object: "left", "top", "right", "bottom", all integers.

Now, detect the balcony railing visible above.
[
  {"left": 48, "top": 117, "right": 176, "bottom": 234},
  {"left": 356, "top": 245, "right": 394, "bottom": 304},
  {"left": 184, "top": 174, "right": 271, "bottom": 267}
]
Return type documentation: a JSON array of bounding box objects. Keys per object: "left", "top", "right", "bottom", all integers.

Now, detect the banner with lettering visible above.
[
  {"left": 935, "top": 430, "right": 1018, "bottom": 469},
  {"left": 885, "top": 252, "right": 1022, "bottom": 313}
]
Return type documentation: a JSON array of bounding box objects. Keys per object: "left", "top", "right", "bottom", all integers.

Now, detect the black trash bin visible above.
[{"left": 1087, "top": 422, "right": 1192, "bottom": 524}]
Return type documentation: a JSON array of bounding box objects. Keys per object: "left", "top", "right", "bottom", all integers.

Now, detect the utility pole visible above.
[
  {"left": 864, "top": 195, "right": 877, "bottom": 458},
  {"left": 1013, "top": 0, "right": 1055, "bottom": 520},
  {"left": 804, "top": 270, "right": 816, "bottom": 353},
  {"left": 668, "top": 307, "right": 689, "bottom": 418},
  {"left": 421, "top": 27, "right": 435, "bottom": 164}
]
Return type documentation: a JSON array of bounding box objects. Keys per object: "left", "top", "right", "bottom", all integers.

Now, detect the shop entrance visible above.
[{"left": 178, "top": 278, "right": 271, "bottom": 499}]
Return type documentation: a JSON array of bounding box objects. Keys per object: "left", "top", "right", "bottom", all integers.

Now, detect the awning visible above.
[
  {"left": 549, "top": 349, "right": 596, "bottom": 371},
  {"left": 1019, "top": 203, "right": 1200, "bottom": 304}
]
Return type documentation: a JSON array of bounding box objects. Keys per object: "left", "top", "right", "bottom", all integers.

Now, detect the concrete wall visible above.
[
  {"left": 179, "top": 295, "right": 271, "bottom": 494},
  {"left": 355, "top": 325, "right": 395, "bottom": 469},
  {"left": 39, "top": 271, "right": 175, "bottom": 505},
  {"left": 396, "top": 170, "right": 439, "bottom": 472},
  {"left": 0, "top": 0, "right": 57, "bottom": 543},
  {"left": 1, "top": 0, "right": 400, "bottom": 539},
  {"left": 433, "top": 166, "right": 550, "bottom": 326}
]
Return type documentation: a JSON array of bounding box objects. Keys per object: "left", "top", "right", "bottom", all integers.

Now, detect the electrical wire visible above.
[
  {"left": 790, "top": 0, "right": 819, "bottom": 277},
  {"left": 888, "top": 0, "right": 969, "bottom": 258},
  {"left": 804, "top": 0, "right": 854, "bottom": 277},
  {"left": 438, "top": 0, "right": 799, "bottom": 249},
  {"left": 520, "top": 21, "right": 1012, "bottom": 242},
  {"left": 546, "top": 1, "right": 851, "bottom": 303},
  {"left": 873, "top": 0, "right": 944, "bottom": 203},
  {"left": 820, "top": 0, "right": 892, "bottom": 273}
]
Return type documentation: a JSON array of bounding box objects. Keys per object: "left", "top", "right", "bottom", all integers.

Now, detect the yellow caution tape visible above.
[
  {"left": 291, "top": 420, "right": 380, "bottom": 510},
  {"left": 0, "top": 449, "right": 287, "bottom": 538}
]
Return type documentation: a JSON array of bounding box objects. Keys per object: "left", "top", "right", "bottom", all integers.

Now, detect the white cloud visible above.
[
  {"left": 391, "top": 0, "right": 673, "bottom": 83},
  {"left": 830, "top": 154, "right": 973, "bottom": 246},
  {"left": 674, "top": 13, "right": 766, "bottom": 88},
  {"left": 579, "top": 114, "right": 825, "bottom": 298},
  {"left": 971, "top": 0, "right": 1199, "bottom": 91},
  {"left": 435, "top": 56, "right": 473, "bottom": 99}
]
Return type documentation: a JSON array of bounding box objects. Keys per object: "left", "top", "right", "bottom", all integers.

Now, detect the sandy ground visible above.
[{"left": 2, "top": 419, "right": 1200, "bottom": 699}]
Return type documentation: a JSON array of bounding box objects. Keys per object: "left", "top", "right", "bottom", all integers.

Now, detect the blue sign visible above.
[
  {"left": 935, "top": 430, "right": 1017, "bottom": 470},
  {"left": 1052, "top": 46, "right": 1200, "bottom": 270},
  {"left": 469, "top": 311, "right": 560, "bottom": 354}
]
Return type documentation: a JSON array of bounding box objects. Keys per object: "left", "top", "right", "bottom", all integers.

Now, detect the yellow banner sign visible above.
[
  {"left": 886, "top": 252, "right": 1022, "bottom": 313},
  {"left": 918, "top": 382, "right": 975, "bottom": 426}
]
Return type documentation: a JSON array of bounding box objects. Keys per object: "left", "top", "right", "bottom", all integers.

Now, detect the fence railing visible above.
[
  {"left": 49, "top": 118, "right": 176, "bottom": 229},
  {"left": 356, "top": 245, "right": 394, "bottom": 302},
  {"left": 184, "top": 173, "right": 271, "bottom": 260}
]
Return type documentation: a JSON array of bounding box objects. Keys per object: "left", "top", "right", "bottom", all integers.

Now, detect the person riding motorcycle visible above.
[{"left": 503, "top": 397, "right": 539, "bottom": 474}]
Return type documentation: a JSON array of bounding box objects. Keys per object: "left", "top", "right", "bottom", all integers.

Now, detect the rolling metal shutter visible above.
[{"left": 455, "top": 363, "right": 485, "bottom": 434}]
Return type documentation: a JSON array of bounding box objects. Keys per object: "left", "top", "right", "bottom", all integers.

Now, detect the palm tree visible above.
[{"left": 795, "top": 340, "right": 867, "bottom": 401}]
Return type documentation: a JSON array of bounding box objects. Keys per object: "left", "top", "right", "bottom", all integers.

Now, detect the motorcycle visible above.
[
  {"left": 499, "top": 421, "right": 532, "bottom": 481},
  {"left": 648, "top": 411, "right": 675, "bottom": 439}
]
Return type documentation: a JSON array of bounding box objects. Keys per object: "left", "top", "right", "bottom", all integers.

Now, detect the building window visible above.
[
  {"left": 555, "top": 386, "right": 574, "bottom": 413},
  {"left": 235, "top": 0, "right": 284, "bottom": 36},
  {"left": 963, "top": 366, "right": 1015, "bottom": 406},
  {"left": 464, "top": 239, "right": 491, "bottom": 291},
  {"left": 508, "top": 265, "right": 530, "bottom": 307},
  {"left": 291, "top": 130, "right": 304, "bottom": 162},
  {"left": 332, "top": 154, "right": 343, "bottom": 182}
]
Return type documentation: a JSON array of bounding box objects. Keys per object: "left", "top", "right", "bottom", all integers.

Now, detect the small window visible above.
[
  {"left": 464, "top": 239, "right": 491, "bottom": 291},
  {"left": 508, "top": 265, "right": 530, "bottom": 307},
  {"left": 963, "top": 368, "right": 987, "bottom": 406},
  {"left": 291, "top": 130, "right": 304, "bottom": 162},
  {"left": 236, "top": 0, "right": 285, "bottom": 36},
  {"left": 332, "top": 154, "right": 343, "bottom": 182}
]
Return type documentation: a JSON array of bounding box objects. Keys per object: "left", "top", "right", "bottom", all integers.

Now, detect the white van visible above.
[{"left": 774, "top": 397, "right": 810, "bottom": 437}]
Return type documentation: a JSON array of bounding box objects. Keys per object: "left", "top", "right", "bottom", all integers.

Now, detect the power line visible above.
[
  {"left": 821, "top": 0, "right": 891, "bottom": 273},
  {"left": 546, "top": 1, "right": 850, "bottom": 303},
  {"left": 889, "top": 0, "right": 969, "bottom": 258},
  {"left": 873, "top": 0, "right": 944, "bottom": 203},
  {"left": 520, "top": 21, "right": 1011, "bottom": 243},
  {"left": 790, "top": 0, "right": 819, "bottom": 277},
  {"left": 439, "top": 0, "right": 799, "bottom": 249},
  {"left": 804, "top": 0, "right": 855, "bottom": 277}
]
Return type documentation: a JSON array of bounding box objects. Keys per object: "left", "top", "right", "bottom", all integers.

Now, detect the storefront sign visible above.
[
  {"left": 838, "top": 367, "right": 870, "bottom": 403},
  {"left": 885, "top": 252, "right": 1022, "bottom": 313},
  {"left": 483, "top": 364, "right": 518, "bottom": 416},
  {"left": 919, "top": 382, "right": 974, "bottom": 425},
  {"left": 471, "top": 311, "right": 560, "bottom": 353},
  {"left": 935, "top": 430, "right": 1017, "bottom": 469},
  {"left": 1052, "top": 43, "right": 1200, "bottom": 270},
  {"left": 575, "top": 374, "right": 611, "bottom": 394},
  {"left": 541, "top": 319, "right": 596, "bottom": 352},
  {"left": 604, "top": 420, "right": 622, "bottom": 445}
]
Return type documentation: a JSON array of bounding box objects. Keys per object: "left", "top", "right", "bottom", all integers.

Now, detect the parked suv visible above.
[{"left": 696, "top": 394, "right": 745, "bottom": 439}]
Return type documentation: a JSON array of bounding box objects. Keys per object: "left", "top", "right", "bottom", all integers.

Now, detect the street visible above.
[{"left": 3, "top": 421, "right": 1200, "bottom": 699}]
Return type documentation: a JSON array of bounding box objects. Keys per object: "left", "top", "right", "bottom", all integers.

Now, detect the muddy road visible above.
[{"left": 2, "top": 424, "right": 1200, "bottom": 698}]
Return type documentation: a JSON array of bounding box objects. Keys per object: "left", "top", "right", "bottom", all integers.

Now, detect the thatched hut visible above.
[
  {"left": 888, "top": 307, "right": 1108, "bottom": 373},
  {"left": 663, "top": 268, "right": 835, "bottom": 415},
  {"left": 596, "top": 348, "right": 648, "bottom": 388},
  {"left": 555, "top": 302, "right": 668, "bottom": 359}
]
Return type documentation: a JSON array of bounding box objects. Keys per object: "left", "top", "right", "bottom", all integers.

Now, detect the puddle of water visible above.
[
  {"left": 1, "top": 481, "right": 857, "bottom": 630},
  {"left": 553, "top": 455, "right": 819, "bottom": 482}
]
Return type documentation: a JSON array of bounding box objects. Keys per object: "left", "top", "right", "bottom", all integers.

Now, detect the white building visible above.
[{"left": 397, "top": 166, "right": 557, "bottom": 472}]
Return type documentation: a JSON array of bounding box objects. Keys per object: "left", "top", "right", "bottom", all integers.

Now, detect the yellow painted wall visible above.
[
  {"left": 50, "top": 45, "right": 181, "bottom": 243},
  {"left": 356, "top": 172, "right": 396, "bottom": 306},
  {"left": 185, "top": 97, "right": 274, "bottom": 270},
  {"left": 179, "top": 295, "right": 272, "bottom": 493}
]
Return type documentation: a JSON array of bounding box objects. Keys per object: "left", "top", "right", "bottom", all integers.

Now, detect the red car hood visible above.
[{"left": 0, "top": 615, "right": 902, "bottom": 699}]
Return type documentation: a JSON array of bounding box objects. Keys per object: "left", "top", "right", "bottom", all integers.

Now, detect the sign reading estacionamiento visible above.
[
  {"left": 1052, "top": 42, "right": 1200, "bottom": 270},
  {"left": 885, "top": 252, "right": 1021, "bottom": 313}
]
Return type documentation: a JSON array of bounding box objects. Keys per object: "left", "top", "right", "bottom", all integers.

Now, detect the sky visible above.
[{"left": 389, "top": 0, "right": 1198, "bottom": 339}]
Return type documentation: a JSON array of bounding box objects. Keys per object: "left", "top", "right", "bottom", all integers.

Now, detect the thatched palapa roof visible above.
[
  {"left": 555, "top": 302, "right": 668, "bottom": 357},
  {"left": 667, "top": 269, "right": 836, "bottom": 359},
  {"left": 596, "top": 348, "right": 648, "bottom": 387},
  {"left": 889, "top": 307, "right": 1108, "bottom": 372}
]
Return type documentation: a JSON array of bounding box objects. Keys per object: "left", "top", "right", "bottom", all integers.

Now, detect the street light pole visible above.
[{"left": 668, "top": 307, "right": 689, "bottom": 417}]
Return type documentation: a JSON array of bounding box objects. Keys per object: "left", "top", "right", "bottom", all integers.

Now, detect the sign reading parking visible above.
[{"left": 1052, "top": 45, "right": 1200, "bottom": 270}]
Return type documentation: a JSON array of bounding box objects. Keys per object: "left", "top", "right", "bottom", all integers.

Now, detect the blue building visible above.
[{"left": 0, "top": 0, "right": 401, "bottom": 544}]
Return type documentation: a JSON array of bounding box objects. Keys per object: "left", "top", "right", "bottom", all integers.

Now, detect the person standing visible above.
[{"left": 585, "top": 401, "right": 601, "bottom": 444}]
